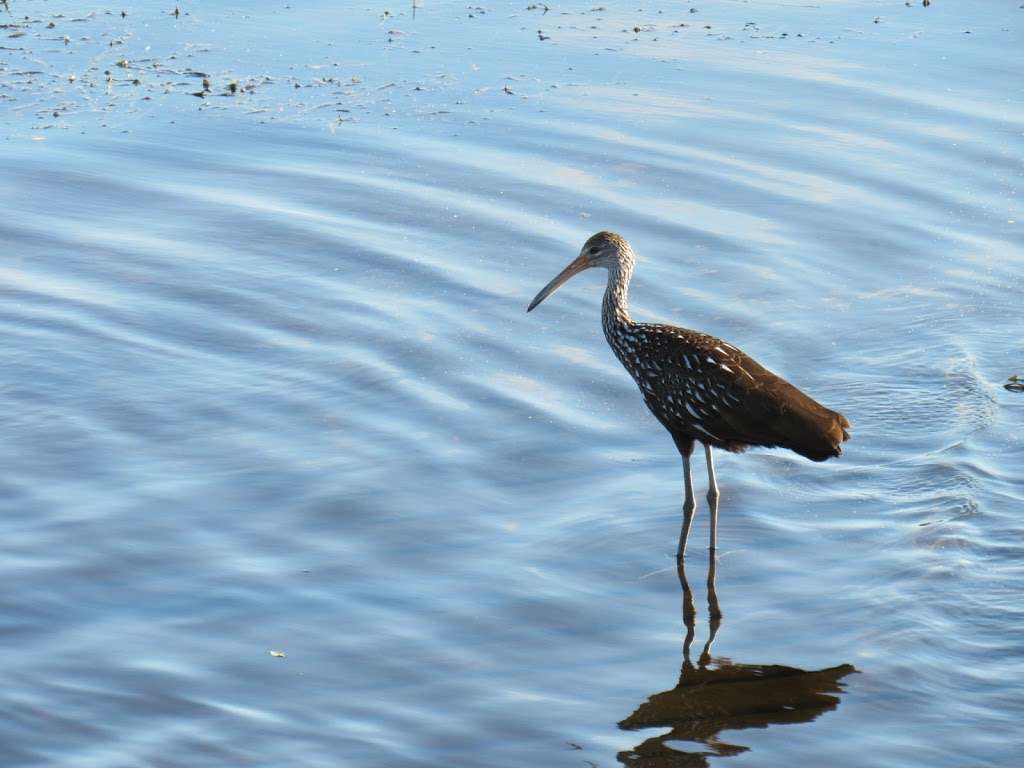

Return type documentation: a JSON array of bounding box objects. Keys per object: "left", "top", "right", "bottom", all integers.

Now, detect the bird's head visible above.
[{"left": 527, "top": 231, "right": 634, "bottom": 312}]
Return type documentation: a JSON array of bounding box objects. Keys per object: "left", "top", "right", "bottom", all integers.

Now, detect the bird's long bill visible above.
[{"left": 527, "top": 255, "right": 589, "bottom": 312}]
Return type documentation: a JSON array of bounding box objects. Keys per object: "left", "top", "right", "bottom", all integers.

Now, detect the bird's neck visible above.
[{"left": 601, "top": 260, "right": 634, "bottom": 336}]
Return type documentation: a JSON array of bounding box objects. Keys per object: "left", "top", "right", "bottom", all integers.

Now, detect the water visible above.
[{"left": 2, "top": 1, "right": 1023, "bottom": 765}]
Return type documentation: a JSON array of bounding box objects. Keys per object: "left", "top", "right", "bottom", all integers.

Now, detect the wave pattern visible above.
[{"left": 1, "top": 1, "right": 1023, "bottom": 766}]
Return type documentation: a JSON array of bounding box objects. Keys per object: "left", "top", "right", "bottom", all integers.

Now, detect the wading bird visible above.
[{"left": 527, "top": 232, "right": 849, "bottom": 558}]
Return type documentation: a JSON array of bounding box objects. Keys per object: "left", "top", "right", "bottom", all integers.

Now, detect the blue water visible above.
[{"left": 2, "top": 1, "right": 1023, "bottom": 765}]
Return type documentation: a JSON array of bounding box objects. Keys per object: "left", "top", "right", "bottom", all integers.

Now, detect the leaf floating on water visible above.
[
  {"left": 1005, "top": 375, "right": 1024, "bottom": 393},
  {"left": 269, "top": 649, "right": 286, "bottom": 658}
]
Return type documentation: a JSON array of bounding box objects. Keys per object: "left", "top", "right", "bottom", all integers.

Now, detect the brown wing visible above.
[{"left": 625, "top": 324, "right": 850, "bottom": 461}]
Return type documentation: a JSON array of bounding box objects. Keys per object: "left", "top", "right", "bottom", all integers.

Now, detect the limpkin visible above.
[{"left": 527, "top": 231, "right": 850, "bottom": 558}]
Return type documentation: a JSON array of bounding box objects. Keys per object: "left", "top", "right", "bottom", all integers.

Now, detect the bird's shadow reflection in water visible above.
[{"left": 617, "top": 554, "right": 856, "bottom": 767}]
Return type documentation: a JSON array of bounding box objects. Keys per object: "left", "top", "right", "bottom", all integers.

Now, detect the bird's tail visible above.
[{"left": 789, "top": 408, "right": 850, "bottom": 462}]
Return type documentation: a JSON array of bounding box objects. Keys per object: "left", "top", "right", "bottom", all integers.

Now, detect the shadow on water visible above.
[{"left": 618, "top": 553, "right": 856, "bottom": 767}]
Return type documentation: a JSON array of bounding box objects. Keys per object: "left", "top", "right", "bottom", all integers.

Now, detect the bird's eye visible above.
[{"left": 588, "top": 246, "right": 600, "bottom": 255}]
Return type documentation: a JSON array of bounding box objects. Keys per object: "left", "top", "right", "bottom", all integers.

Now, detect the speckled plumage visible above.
[
  {"left": 593, "top": 231, "right": 850, "bottom": 461},
  {"left": 531, "top": 230, "right": 850, "bottom": 460}
]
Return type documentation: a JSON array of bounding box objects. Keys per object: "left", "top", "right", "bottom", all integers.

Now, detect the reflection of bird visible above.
[
  {"left": 617, "top": 553, "right": 855, "bottom": 767},
  {"left": 528, "top": 232, "right": 850, "bottom": 557}
]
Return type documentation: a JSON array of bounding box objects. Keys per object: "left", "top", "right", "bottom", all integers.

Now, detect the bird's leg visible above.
[
  {"left": 680, "top": 451, "right": 696, "bottom": 556},
  {"left": 673, "top": 435, "right": 696, "bottom": 560},
  {"left": 704, "top": 443, "right": 720, "bottom": 551}
]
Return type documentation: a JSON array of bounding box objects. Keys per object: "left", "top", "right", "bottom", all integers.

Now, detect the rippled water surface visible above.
[{"left": 2, "top": 1, "right": 1023, "bottom": 765}]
